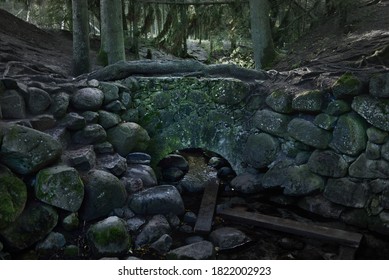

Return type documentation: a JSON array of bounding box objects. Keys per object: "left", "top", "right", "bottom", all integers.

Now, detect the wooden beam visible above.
[
  {"left": 194, "top": 178, "right": 220, "bottom": 234},
  {"left": 219, "top": 208, "right": 363, "bottom": 248}
]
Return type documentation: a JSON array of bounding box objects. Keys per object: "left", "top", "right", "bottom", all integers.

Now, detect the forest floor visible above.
[{"left": 0, "top": 0, "right": 388, "bottom": 78}]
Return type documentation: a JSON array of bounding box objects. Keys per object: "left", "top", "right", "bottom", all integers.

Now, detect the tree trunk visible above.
[
  {"left": 100, "top": 0, "right": 126, "bottom": 65},
  {"left": 72, "top": 0, "right": 90, "bottom": 76},
  {"left": 249, "top": 0, "right": 275, "bottom": 69}
]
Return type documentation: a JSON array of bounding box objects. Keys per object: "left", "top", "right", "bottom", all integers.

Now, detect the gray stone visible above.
[
  {"left": 50, "top": 92, "right": 69, "bottom": 118},
  {"left": 60, "top": 112, "right": 86, "bottom": 130},
  {"left": 265, "top": 90, "right": 293, "bottom": 113},
  {"left": 209, "top": 227, "right": 250, "bottom": 250},
  {"left": 128, "top": 185, "right": 185, "bottom": 215},
  {"left": 349, "top": 153, "right": 389, "bottom": 179},
  {"left": 324, "top": 178, "right": 369, "bottom": 208},
  {"left": 121, "top": 177, "right": 143, "bottom": 194},
  {"left": 165, "top": 213, "right": 181, "bottom": 229},
  {"left": 99, "top": 82, "right": 120, "bottom": 104},
  {"left": 63, "top": 146, "right": 96, "bottom": 171},
  {"left": 367, "top": 127, "right": 388, "bottom": 144},
  {"left": 97, "top": 153, "right": 127, "bottom": 177},
  {"left": 126, "top": 217, "right": 146, "bottom": 232},
  {"left": 107, "top": 122, "right": 150, "bottom": 156},
  {"left": 34, "top": 165, "right": 84, "bottom": 212},
  {"left": 183, "top": 211, "right": 197, "bottom": 225},
  {"left": 329, "top": 113, "right": 367, "bottom": 156},
  {"left": 179, "top": 169, "right": 215, "bottom": 193},
  {"left": 27, "top": 87, "right": 52, "bottom": 115},
  {"left": 98, "top": 110, "right": 121, "bottom": 129},
  {"left": 45, "top": 127, "right": 71, "bottom": 149},
  {"left": 82, "top": 111, "right": 99, "bottom": 123},
  {"left": 297, "top": 195, "right": 345, "bottom": 219},
  {"left": 262, "top": 159, "right": 294, "bottom": 189},
  {"left": 150, "top": 234, "right": 173, "bottom": 254},
  {"left": 123, "top": 164, "right": 157, "bottom": 188},
  {"left": 352, "top": 95, "right": 389, "bottom": 131},
  {"left": 369, "top": 72, "right": 389, "bottom": 98},
  {"left": 288, "top": 118, "right": 331, "bottom": 149},
  {"left": 167, "top": 241, "right": 214, "bottom": 260},
  {"left": 253, "top": 109, "right": 291, "bottom": 137},
  {"left": 243, "top": 133, "right": 280, "bottom": 168},
  {"left": 162, "top": 167, "right": 184, "bottom": 182},
  {"left": 87, "top": 216, "right": 130, "bottom": 257},
  {"left": 332, "top": 73, "right": 363, "bottom": 98},
  {"left": 71, "top": 87, "right": 104, "bottom": 111},
  {"left": 127, "top": 152, "right": 152, "bottom": 165},
  {"left": 0, "top": 125, "right": 62, "bottom": 175},
  {"left": 80, "top": 170, "right": 127, "bottom": 221},
  {"left": 120, "top": 92, "right": 132, "bottom": 108},
  {"left": 72, "top": 124, "right": 107, "bottom": 144},
  {"left": 62, "top": 213, "right": 79, "bottom": 231},
  {"left": 104, "top": 100, "right": 125, "bottom": 113},
  {"left": 30, "top": 115, "right": 56, "bottom": 131},
  {"left": 158, "top": 154, "right": 189, "bottom": 171},
  {"left": 382, "top": 188, "right": 389, "bottom": 209},
  {"left": 381, "top": 140, "right": 389, "bottom": 161},
  {"left": 0, "top": 165, "right": 27, "bottom": 229},
  {"left": 35, "top": 232, "right": 66, "bottom": 255},
  {"left": 185, "top": 236, "right": 204, "bottom": 245},
  {"left": 230, "top": 172, "right": 264, "bottom": 194},
  {"left": 325, "top": 100, "right": 351, "bottom": 116},
  {"left": 308, "top": 150, "right": 348, "bottom": 178},
  {"left": 283, "top": 165, "right": 324, "bottom": 196},
  {"left": 135, "top": 215, "right": 170, "bottom": 248},
  {"left": 292, "top": 90, "right": 323, "bottom": 112},
  {"left": 94, "top": 142, "right": 114, "bottom": 154},
  {"left": 366, "top": 141, "right": 381, "bottom": 160},
  {"left": 370, "top": 179, "right": 389, "bottom": 194},
  {"left": 368, "top": 211, "right": 389, "bottom": 235},
  {"left": 0, "top": 202, "right": 58, "bottom": 251},
  {"left": 0, "top": 90, "right": 26, "bottom": 119},
  {"left": 314, "top": 114, "right": 337, "bottom": 130}
]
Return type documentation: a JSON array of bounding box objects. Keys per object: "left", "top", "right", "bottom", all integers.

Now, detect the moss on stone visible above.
[{"left": 332, "top": 73, "right": 363, "bottom": 98}]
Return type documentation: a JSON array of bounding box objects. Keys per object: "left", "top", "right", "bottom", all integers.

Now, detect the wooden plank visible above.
[
  {"left": 194, "top": 178, "right": 220, "bottom": 234},
  {"left": 219, "top": 208, "right": 363, "bottom": 248}
]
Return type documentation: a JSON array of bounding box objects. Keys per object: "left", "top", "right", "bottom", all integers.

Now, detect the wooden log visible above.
[
  {"left": 194, "top": 178, "right": 220, "bottom": 234},
  {"left": 219, "top": 208, "right": 362, "bottom": 248}
]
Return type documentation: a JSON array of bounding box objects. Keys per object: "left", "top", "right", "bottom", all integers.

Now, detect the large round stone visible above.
[
  {"left": 0, "top": 165, "right": 27, "bottom": 229},
  {"left": 288, "top": 118, "right": 331, "bottom": 149},
  {"left": 80, "top": 170, "right": 127, "bottom": 221},
  {"left": 27, "top": 87, "right": 52, "bottom": 115},
  {"left": 87, "top": 216, "right": 130, "bottom": 257},
  {"left": 308, "top": 150, "right": 348, "bottom": 178},
  {"left": 71, "top": 87, "right": 104, "bottom": 111},
  {"left": 107, "top": 122, "right": 150, "bottom": 156},
  {"left": 352, "top": 95, "right": 389, "bottom": 131},
  {"left": 243, "top": 133, "right": 280, "bottom": 169},
  {"left": 34, "top": 165, "right": 84, "bottom": 212},
  {"left": 0, "top": 125, "right": 62, "bottom": 175},
  {"left": 128, "top": 185, "right": 184, "bottom": 215}
]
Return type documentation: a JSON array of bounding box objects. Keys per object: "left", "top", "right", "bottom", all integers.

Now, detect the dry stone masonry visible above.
[{"left": 1, "top": 61, "right": 389, "bottom": 259}]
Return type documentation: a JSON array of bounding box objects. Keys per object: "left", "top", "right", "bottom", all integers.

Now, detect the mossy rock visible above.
[
  {"left": 292, "top": 90, "right": 323, "bottom": 112},
  {"left": 265, "top": 90, "right": 293, "bottom": 113},
  {"left": 0, "top": 165, "right": 27, "bottom": 229},
  {"left": 332, "top": 73, "right": 364, "bottom": 99}
]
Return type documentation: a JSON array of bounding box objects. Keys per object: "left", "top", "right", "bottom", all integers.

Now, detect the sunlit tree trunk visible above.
[
  {"left": 72, "top": 0, "right": 90, "bottom": 76},
  {"left": 100, "top": 0, "right": 126, "bottom": 65},
  {"left": 249, "top": 0, "right": 275, "bottom": 69}
]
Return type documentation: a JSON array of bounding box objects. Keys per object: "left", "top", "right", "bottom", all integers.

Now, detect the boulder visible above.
[
  {"left": 292, "top": 90, "right": 323, "bottom": 112},
  {"left": 0, "top": 165, "right": 27, "bottom": 229},
  {"left": 35, "top": 232, "right": 66, "bottom": 255},
  {"left": 72, "top": 124, "right": 107, "bottom": 144},
  {"left": 59, "top": 112, "right": 86, "bottom": 130},
  {"left": 332, "top": 73, "right": 364, "bottom": 98},
  {"left": 80, "top": 170, "right": 127, "bottom": 221},
  {"left": 128, "top": 185, "right": 184, "bottom": 215},
  {"left": 0, "top": 90, "right": 26, "bottom": 119},
  {"left": 71, "top": 87, "right": 104, "bottom": 111},
  {"left": 349, "top": 153, "right": 389, "bottom": 179},
  {"left": 50, "top": 92, "right": 69, "bottom": 118},
  {"left": 167, "top": 241, "right": 214, "bottom": 260},
  {"left": 99, "top": 82, "right": 119, "bottom": 104},
  {"left": 324, "top": 178, "right": 369, "bottom": 208},
  {"left": 0, "top": 202, "right": 58, "bottom": 251},
  {"left": 230, "top": 172, "right": 263, "bottom": 194},
  {"left": 369, "top": 72, "right": 389, "bottom": 98},
  {"left": 329, "top": 113, "right": 367, "bottom": 156},
  {"left": 107, "top": 122, "right": 150, "bottom": 156},
  {"left": 126, "top": 152, "right": 152, "bottom": 165},
  {"left": 265, "top": 90, "right": 293, "bottom": 113},
  {"left": 352, "top": 95, "right": 389, "bottom": 131},
  {"left": 283, "top": 165, "right": 324, "bottom": 196},
  {"left": 126, "top": 217, "right": 146, "bottom": 232},
  {"left": 243, "top": 133, "right": 280, "bottom": 168},
  {"left": 134, "top": 215, "right": 170, "bottom": 248},
  {"left": 122, "top": 164, "right": 157, "bottom": 188},
  {"left": 97, "top": 153, "right": 127, "bottom": 177},
  {"left": 313, "top": 114, "right": 337, "bottom": 130},
  {"left": 0, "top": 125, "right": 62, "bottom": 175},
  {"left": 34, "top": 165, "right": 84, "bottom": 212},
  {"left": 98, "top": 110, "right": 121, "bottom": 129},
  {"left": 366, "top": 141, "right": 381, "bottom": 160},
  {"left": 158, "top": 154, "right": 189, "bottom": 172},
  {"left": 63, "top": 145, "right": 96, "bottom": 171},
  {"left": 209, "top": 227, "right": 250, "bottom": 250},
  {"left": 87, "top": 216, "right": 130, "bottom": 257},
  {"left": 150, "top": 234, "right": 173, "bottom": 254},
  {"left": 287, "top": 118, "right": 331, "bottom": 149},
  {"left": 27, "top": 87, "right": 52, "bottom": 115},
  {"left": 307, "top": 150, "right": 348, "bottom": 178},
  {"left": 367, "top": 127, "right": 388, "bottom": 144},
  {"left": 253, "top": 109, "right": 291, "bottom": 137},
  {"left": 325, "top": 100, "right": 351, "bottom": 116}
]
